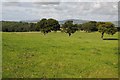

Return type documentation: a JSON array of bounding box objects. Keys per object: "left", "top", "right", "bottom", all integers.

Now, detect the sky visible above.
[{"left": 1, "top": 0, "right": 119, "bottom": 21}]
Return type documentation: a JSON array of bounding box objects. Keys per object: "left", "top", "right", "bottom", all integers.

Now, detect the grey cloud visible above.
[
  {"left": 2, "top": 2, "right": 118, "bottom": 21},
  {"left": 2, "top": 2, "right": 33, "bottom": 8},
  {"left": 33, "top": 2, "right": 60, "bottom": 5},
  {"left": 90, "top": 2, "right": 118, "bottom": 15},
  {"left": 2, "top": 2, "right": 20, "bottom": 7}
]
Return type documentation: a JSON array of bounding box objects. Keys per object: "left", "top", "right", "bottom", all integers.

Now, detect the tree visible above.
[
  {"left": 117, "top": 27, "right": 120, "bottom": 32},
  {"left": 89, "top": 21, "right": 98, "bottom": 31},
  {"left": 35, "top": 21, "right": 41, "bottom": 31},
  {"left": 2, "top": 21, "right": 33, "bottom": 32},
  {"left": 97, "top": 22, "right": 117, "bottom": 39},
  {"left": 82, "top": 22, "right": 91, "bottom": 32},
  {"left": 39, "top": 18, "right": 51, "bottom": 35},
  {"left": 77, "top": 24, "right": 82, "bottom": 31},
  {"left": 29, "top": 23, "right": 36, "bottom": 31},
  {"left": 36, "top": 18, "right": 60, "bottom": 35},
  {"left": 62, "top": 20, "right": 78, "bottom": 36},
  {"left": 82, "top": 21, "right": 98, "bottom": 32},
  {"left": 47, "top": 18, "right": 60, "bottom": 32}
]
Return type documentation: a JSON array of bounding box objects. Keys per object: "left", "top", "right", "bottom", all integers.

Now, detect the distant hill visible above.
[
  {"left": 22, "top": 20, "right": 39, "bottom": 23},
  {"left": 59, "top": 19, "right": 89, "bottom": 24}
]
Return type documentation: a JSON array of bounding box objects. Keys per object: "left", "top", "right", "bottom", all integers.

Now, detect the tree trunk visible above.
[
  {"left": 68, "top": 33, "right": 71, "bottom": 36},
  {"left": 43, "top": 32, "right": 46, "bottom": 35},
  {"left": 101, "top": 32, "right": 104, "bottom": 39}
]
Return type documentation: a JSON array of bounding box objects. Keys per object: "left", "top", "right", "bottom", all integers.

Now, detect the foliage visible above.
[
  {"left": 39, "top": 18, "right": 51, "bottom": 35},
  {"left": 36, "top": 18, "right": 60, "bottom": 35},
  {"left": 82, "top": 21, "right": 98, "bottom": 32},
  {"left": 2, "top": 21, "right": 36, "bottom": 32},
  {"left": 77, "top": 24, "right": 82, "bottom": 31},
  {"left": 47, "top": 18, "right": 60, "bottom": 31},
  {"left": 97, "top": 22, "right": 117, "bottom": 38},
  {"left": 116, "top": 27, "right": 120, "bottom": 31},
  {"left": 62, "top": 20, "right": 78, "bottom": 36}
]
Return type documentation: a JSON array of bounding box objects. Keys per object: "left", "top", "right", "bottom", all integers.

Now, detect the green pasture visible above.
[{"left": 2, "top": 32, "right": 118, "bottom": 78}]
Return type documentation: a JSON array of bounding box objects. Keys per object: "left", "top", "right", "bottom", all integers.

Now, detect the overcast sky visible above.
[{"left": 1, "top": 0, "right": 119, "bottom": 21}]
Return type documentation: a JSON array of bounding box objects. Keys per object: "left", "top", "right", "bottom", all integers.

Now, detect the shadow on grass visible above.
[{"left": 103, "top": 38, "right": 119, "bottom": 40}]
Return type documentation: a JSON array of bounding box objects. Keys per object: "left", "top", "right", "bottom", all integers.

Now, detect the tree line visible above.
[
  {"left": 1, "top": 18, "right": 119, "bottom": 38},
  {"left": 2, "top": 21, "right": 36, "bottom": 32}
]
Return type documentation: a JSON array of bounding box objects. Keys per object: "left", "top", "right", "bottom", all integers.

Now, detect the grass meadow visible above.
[{"left": 2, "top": 31, "right": 118, "bottom": 78}]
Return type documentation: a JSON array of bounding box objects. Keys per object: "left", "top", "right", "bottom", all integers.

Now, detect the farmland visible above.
[{"left": 2, "top": 32, "right": 118, "bottom": 78}]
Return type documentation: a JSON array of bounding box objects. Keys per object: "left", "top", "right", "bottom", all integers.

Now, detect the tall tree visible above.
[
  {"left": 29, "top": 23, "right": 36, "bottom": 31},
  {"left": 36, "top": 18, "right": 60, "bottom": 35},
  {"left": 47, "top": 18, "right": 60, "bottom": 32},
  {"left": 97, "top": 22, "right": 117, "bottom": 39},
  {"left": 82, "top": 21, "right": 98, "bottom": 32},
  {"left": 62, "top": 20, "right": 78, "bottom": 36},
  {"left": 39, "top": 18, "right": 51, "bottom": 35}
]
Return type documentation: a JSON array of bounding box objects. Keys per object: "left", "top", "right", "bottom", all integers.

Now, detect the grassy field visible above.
[{"left": 2, "top": 31, "right": 118, "bottom": 78}]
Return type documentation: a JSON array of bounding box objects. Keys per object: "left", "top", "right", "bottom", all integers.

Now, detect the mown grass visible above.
[{"left": 2, "top": 31, "right": 118, "bottom": 78}]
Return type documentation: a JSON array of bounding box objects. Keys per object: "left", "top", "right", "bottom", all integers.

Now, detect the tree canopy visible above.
[
  {"left": 82, "top": 21, "right": 98, "bottom": 32},
  {"left": 36, "top": 18, "right": 60, "bottom": 35},
  {"left": 62, "top": 20, "right": 78, "bottom": 36},
  {"left": 97, "top": 22, "right": 117, "bottom": 38}
]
